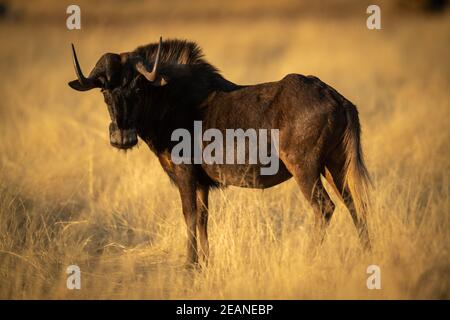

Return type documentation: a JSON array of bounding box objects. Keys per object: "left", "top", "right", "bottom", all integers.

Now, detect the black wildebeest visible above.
[{"left": 68, "top": 37, "right": 371, "bottom": 266}]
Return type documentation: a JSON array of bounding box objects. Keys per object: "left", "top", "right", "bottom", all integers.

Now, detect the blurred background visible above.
[{"left": 0, "top": 0, "right": 449, "bottom": 299}]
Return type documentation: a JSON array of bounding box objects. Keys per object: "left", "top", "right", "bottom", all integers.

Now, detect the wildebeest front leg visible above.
[
  {"left": 196, "top": 185, "right": 209, "bottom": 266},
  {"left": 176, "top": 172, "right": 198, "bottom": 266}
]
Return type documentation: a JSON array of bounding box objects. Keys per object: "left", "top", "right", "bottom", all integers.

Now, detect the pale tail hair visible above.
[{"left": 342, "top": 103, "right": 372, "bottom": 218}]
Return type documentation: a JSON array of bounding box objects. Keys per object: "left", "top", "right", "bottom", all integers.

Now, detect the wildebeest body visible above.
[
  {"left": 199, "top": 74, "right": 351, "bottom": 188},
  {"left": 68, "top": 38, "right": 371, "bottom": 266}
]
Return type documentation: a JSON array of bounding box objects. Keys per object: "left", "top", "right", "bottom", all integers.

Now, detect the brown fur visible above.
[{"left": 68, "top": 39, "right": 372, "bottom": 266}]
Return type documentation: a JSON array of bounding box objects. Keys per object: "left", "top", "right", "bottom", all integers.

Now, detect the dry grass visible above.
[{"left": 0, "top": 1, "right": 449, "bottom": 299}]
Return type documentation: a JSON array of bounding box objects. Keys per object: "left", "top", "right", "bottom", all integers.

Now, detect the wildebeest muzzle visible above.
[{"left": 109, "top": 122, "right": 138, "bottom": 149}]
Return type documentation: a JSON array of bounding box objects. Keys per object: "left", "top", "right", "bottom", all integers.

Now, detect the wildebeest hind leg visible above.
[{"left": 285, "top": 159, "right": 336, "bottom": 246}]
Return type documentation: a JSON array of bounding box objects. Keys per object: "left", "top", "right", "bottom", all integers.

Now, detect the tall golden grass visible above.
[{"left": 0, "top": 1, "right": 449, "bottom": 299}]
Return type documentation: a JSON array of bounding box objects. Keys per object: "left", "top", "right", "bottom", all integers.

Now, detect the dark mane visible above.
[{"left": 134, "top": 39, "right": 219, "bottom": 73}]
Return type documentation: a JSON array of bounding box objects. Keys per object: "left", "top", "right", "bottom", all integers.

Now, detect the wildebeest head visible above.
[{"left": 68, "top": 37, "right": 168, "bottom": 150}]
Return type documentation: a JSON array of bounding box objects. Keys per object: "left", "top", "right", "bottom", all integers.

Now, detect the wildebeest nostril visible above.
[{"left": 109, "top": 123, "right": 137, "bottom": 148}]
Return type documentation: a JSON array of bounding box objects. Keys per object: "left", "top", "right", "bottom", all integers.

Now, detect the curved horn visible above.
[
  {"left": 71, "top": 43, "right": 90, "bottom": 86},
  {"left": 152, "top": 36, "right": 162, "bottom": 74},
  {"left": 136, "top": 36, "right": 162, "bottom": 82}
]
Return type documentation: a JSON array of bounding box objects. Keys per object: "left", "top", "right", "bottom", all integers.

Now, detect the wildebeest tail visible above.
[{"left": 342, "top": 103, "right": 372, "bottom": 218}]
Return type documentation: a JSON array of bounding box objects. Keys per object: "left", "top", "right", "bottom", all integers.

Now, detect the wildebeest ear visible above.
[
  {"left": 151, "top": 75, "right": 168, "bottom": 87},
  {"left": 135, "top": 61, "right": 168, "bottom": 86},
  {"left": 68, "top": 79, "right": 98, "bottom": 91}
]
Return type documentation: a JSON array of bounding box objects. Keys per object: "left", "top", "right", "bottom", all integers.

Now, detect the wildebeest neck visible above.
[{"left": 135, "top": 63, "right": 239, "bottom": 153}]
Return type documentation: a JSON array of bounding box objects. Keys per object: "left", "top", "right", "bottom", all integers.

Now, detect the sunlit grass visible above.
[{"left": 0, "top": 3, "right": 449, "bottom": 299}]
